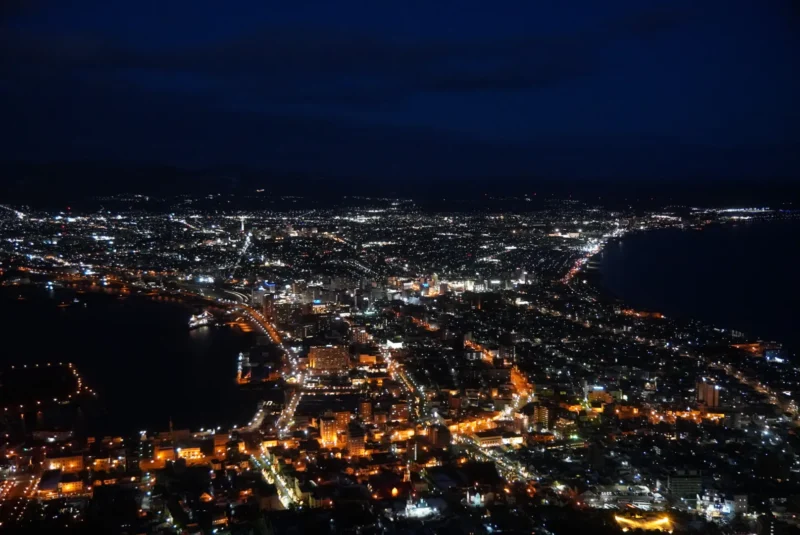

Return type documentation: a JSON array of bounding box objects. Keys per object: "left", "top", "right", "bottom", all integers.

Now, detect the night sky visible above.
[{"left": 1, "top": 1, "right": 798, "bottom": 185}]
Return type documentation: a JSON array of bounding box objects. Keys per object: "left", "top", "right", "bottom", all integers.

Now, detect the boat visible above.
[{"left": 189, "top": 310, "right": 215, "bottom": 329}]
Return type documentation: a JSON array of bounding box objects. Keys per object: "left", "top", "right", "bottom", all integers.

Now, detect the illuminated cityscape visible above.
[
  {"left": 0, "top": 197, "right": 797, "bottom": 534},
  {"left": 1, "top": 0, "right": 798, "bottom": 531}
]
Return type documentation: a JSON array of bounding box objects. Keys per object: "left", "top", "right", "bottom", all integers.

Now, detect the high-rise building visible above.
[
  {"left": 668, "top": 470, "right": 702, "bottom": 498},
  {"left": 213, "top": 434, "right": 228, "bottom": 459},
  {"left": 696, "top": 380, "right": 720, "bottom": 408},
  {"left": 429, "top": 424, "right": 451, "bottom": 448},
  {"left": 390, "top": 402, "right": 410, "bottom": 422},
  {"left": 334, "top": 411, "right": 351, "bottom": 434},
  {"left": 346, "top": 423, "right": 366, "bottom": 457},
  {"left": 359, "top": 400, "right": 373, "bottom": 423},
  {"left": 262, "top": 294, "right": 275, "bottom": 322},
  {"left": 532, "top": 404, "right": 549, "bottom": 430},
  {"left": 734, "top": 495, "right": 748, "bottom": 514},
  {"left": 373, "top": 411, "right": 388, "bottom": 425},
  {"left": 320, "top": 416, "right": 337, "bottom": 448},
  {"left": 308, "top": 345, "right": 351, "bottom": 374},
  {"left": 352, "top": 328, "right": 370, "bottom": 344}
]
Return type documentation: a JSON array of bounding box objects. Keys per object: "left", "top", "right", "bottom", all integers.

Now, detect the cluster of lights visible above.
[
  {"left": 252, "top": 451, "right": 300, "bottom": 508},
  {"left": 614, "top": 515, "right": 672, "bottom": 532},
  {"left": 6, "top": 204, "right": 797, "bottom": 533},
  {"left": 235, "top": 305, "right": 306, "bottom": 439},
  {"left": 2, "top": 362, "right": 96, "bottom": 413},
  {"left": 1, "top": 476, "right": 40, "bottom": 525}
]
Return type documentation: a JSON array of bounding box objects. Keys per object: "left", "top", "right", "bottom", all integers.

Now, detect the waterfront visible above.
[
  {"left": 0, "top": 286, "right": 256, "bottom": 435},
  {"left": 599, "top": 219, "right": 800, "bottom": 356},
  {"left": 3, "top": 205, "right": 800, "bottom": 533}
]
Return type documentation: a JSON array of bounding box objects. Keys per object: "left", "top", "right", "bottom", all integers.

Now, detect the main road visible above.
[
  {"left": 0, "top": 474, "right": 40, "bottom": 528},
  {"left": 237, "top": 304, "right": 304, "bottom": 436}
]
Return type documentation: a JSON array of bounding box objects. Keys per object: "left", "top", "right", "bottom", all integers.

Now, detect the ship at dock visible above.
[{"left": 188, "top": 310, "right": 215, "bottom": 329}]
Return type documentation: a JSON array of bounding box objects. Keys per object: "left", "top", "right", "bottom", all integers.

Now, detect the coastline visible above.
[
  {"left": 0, "top": 286, "right": 257, "bottom": 435},
  {"left": 582, "top": 219, "right": 799, "bottom": 356}
]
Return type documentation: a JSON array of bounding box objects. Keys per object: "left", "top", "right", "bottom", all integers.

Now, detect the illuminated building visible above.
[
  {"left": 399, "top": 497, "right": 438, "bottom": 519},
  {"left": 358, "top": 354, "right": 377, "bottom": 365},
  {"left": 613, "top": 405, "right": 641, "bottom": 420},
  {"left": 614, "top": 514, "right": 673, "bottom": 532},
  {"left": 696, "top": 492, "right": 736, "bottom": 519},
  {"left": 474, "top": 430, "right": 503, "bottom": 448},
  {"left": 390, "top": 402, "right": 410, "bottom": 421},
  {"left": 580, "top": 485, "right": 656, "bottom": 509},
  {"left": 154, "top": 446, "right": 175, "bottom": 463},
  {"left": 359, "top": 400, "right": 373, "bottom": 422},
  {"left": 528, "top": 432, "right": 555, "bottom": 444},
  {"left": 668, "top": 469, "right": 702, "bottom": 498},
  {"left": 373, "top": 411, "right": 388, "bottom": 425},
  {"left": 588, "top": 389, "right": 613, "bottom": 404},
  {"left": 559, "top": 400, "right": 583, "bottom": 413},
  {"left": 177, "top": 447, "right": 203, "bottom": 460},
  {"left": 308, "top": 345, "right": 351, "bottom": 374},
  {"left": 521, "top": 403, "right": 549, "bottom": 430},
  {"left": 391, "top": 426, "right": 416, "bottom": 442},
  {"left": 552, "top": 417, "right": 577, "bottom": 437},
  {"left": 46, "top": 454, "right": 84, "bottom": 473},
  {"left": 262, "top": 294, "right": 275, "bottom": 321},
  {"left": 346, "top": 423, "right": 366, "bottom": 457},
  {"left": 533, "top": 404, "right": 549, "bottom": 429},
  {"left": 353, "top": 329, "right": 371, "bottom": 344},
  {"left": 91, "top": 455, "right": 124, "bottom": 471},
  {"left": 696, "top": 379, "right": 720, "bottom": 408},
  {"left": 734, "top": 494, "right": 748, "bottom": 514},
  {"left": 465, "top": 489, "right": 486, "bottom": 508},
  {"left": 214, "top": 433, "right": 228, "bottom": 459},
  {"left": 334, "top": 411, "right": 351, "bottom": 433},
  {"left": 320, "top": 415, "right": 338, "bottom": 447},
  {"left": 58, "top": 474, "right": 84, "bottom": 495},
  {"left": 731, "top": 341, "right": 782, "bottom": 357}
]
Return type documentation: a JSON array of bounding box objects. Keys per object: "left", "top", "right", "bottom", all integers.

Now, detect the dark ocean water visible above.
[
  {"left": 0, "top": 287, "right": 256, "bottom": 435},
  {"left": 599, "top": 219, "right": 800, "bottom": 357}
]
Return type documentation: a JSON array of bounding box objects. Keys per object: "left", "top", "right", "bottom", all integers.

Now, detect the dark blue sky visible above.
[{"left": 1, "top": 0, "right": 798, "bottom": 183}]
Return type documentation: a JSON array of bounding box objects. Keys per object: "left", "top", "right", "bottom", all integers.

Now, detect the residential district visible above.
[{"left": 0, "top": 197, "right": 797, "bottom": 534}]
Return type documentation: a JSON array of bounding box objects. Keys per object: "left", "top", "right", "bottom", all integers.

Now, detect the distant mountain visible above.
[{"left": 1, "top": 161, "right": 798, "bottom": 209}]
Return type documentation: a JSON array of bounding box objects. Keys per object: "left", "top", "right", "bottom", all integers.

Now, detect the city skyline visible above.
[
  {"left": 0, "top": 194, "right": 798, "bottom": 532},
  {"left": 2, "top": 2, "right": 799, "bottom": 533}
]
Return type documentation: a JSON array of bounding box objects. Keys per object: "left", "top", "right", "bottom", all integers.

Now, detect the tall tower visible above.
[
  {"left": 696, "top": 379, "right": 720, "bottom": 408},
  {"left": 320, "top": 415, "right": 337, "bottom": 447}
]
